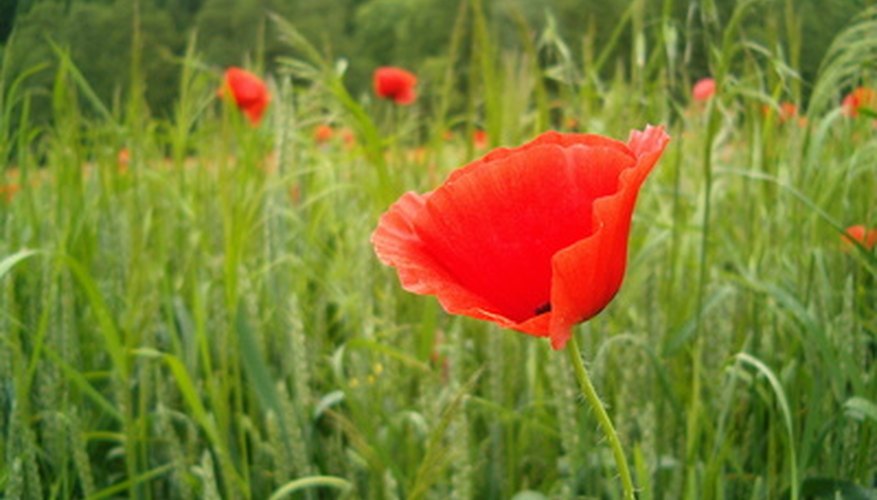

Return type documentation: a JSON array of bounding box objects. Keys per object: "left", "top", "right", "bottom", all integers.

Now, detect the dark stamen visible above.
[{"left": 534, "top": 302, "right": 552, "bottom": 315}]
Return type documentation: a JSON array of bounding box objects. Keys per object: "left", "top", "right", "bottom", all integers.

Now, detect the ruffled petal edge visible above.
[{"left": 548, "top": 125, "right": 670, "bottom": 349}]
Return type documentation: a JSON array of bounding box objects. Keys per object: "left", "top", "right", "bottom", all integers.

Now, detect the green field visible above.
[{"left": 1, "top": 1, "right": 876, "bottom": 499}]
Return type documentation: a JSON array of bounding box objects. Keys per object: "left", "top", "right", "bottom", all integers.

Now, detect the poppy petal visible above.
[
  {"left": 242, "top": 101, "right": 267, "bottom": 124},
  {"left": 692, "top": 78, "right": 716, "bottom": 101},
  {"left": 395, "top": 87, "right": 417, "bottom": 105},
  {"left": 842, "top": 224, "right": 877, "bottom": 251},
  {"left": 548, "top": 126, "right": 669, "bottom": 349},
  {"left": 446, "top": 131, "right": 632, "bottom": 184},
  {"left": 373, "top": 192, "right": 491, "bottom": 312}
]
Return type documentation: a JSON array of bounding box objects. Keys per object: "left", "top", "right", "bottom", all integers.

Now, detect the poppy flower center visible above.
[{"left": 534, "top": 302, "right": 552, "bottom": 315}]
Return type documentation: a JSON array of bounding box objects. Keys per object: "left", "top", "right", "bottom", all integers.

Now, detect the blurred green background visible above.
[{"left": 0, "top": 0, "right": 872, "bottom": 126}]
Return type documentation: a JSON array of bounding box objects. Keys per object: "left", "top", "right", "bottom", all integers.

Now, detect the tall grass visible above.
[{"left": 0, "top": 2, "right": 876, "bottom": 499}]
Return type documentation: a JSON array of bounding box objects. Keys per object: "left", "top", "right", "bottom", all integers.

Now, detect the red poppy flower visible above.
[
  {"left": 371, "top": 126, "right": 669, "bottom": 349},
  {"left": 842, "top": 87, "right": 877, "bottom": 117},
  {"left": 762, "top": 102, "right": 801, "bottom": 124},
  {"left": 314, "top": 124, "right": 334, "bottom": 143},
  {"left": 340, "top": 127, "right": 357, "bottom": 148},
  {"left": 842, "top": 225, "right": 877, "bottom": 251},
  {"left": 373, "top": 66, "right": 417, "bottom": 105},
  {"left": 221, "top": 67, "right": 270, "bottom": 125},
  {"left": 0, "top": 183, "right": 20, "bottom": 204},
  {"left": 692, "top": 78, "right": 716, "bottom": 102},
  {"left": 473, "top": 129, "right": 488, "bottom": 149},
  {"left": 117, "top": 148, "right": 130, "bottom": 173},
  {"left": 779, "top": 102, "right": 798, "bottom": 121}
]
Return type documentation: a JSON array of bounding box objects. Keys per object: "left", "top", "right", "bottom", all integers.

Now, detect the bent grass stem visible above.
[{"left": 566, "top": 334, "right": 635, "bottom": 500}]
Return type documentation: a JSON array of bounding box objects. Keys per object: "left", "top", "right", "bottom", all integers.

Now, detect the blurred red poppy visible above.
[
  {"left": 473, "top": 129, "right": 488, "bottom": 149},
  {"left": 762, "top": 102, "right": 801, "bottom": 125},
  {"left": 778, "top": 102, "right": 798, "bottom": 122},
  {"left": 692, "top": 78, "right": 716, "bottom": 102},
  {"left": 842, "top": 87, "right": 876, "bottom": 117},
  {"left": 314, "top": 124, "right": 334, "bottom": 143},
  {"left": 340, "top": 127, "right": 357, "bottom": 148},
  {"left": 373, "top": 66, "right": 417, "bottom": 105},
  {"left": 221, "top": 67, "right": 270, "bottom": 125},
  {"left": 0, "top": 183, "right": 20, "bottom": 204},
  {"left": 842, "top": 225, "right": 877, "bottom": 251},
  {"left": 372, "top": 126, "right": 669, "bottom": 349},
  {"left": 117, "top": 148, "right": 130, "bottom": 164},
  {"left": 117, "top": 148, "right": 130, "bottom": 173},
  {"left": 778, "top": 102, "right": 795, "bottom": 117}
]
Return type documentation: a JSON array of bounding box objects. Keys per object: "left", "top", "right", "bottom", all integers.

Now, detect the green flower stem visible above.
[{"left": 566, "top": 334, "right": 635, "bottom": 500}]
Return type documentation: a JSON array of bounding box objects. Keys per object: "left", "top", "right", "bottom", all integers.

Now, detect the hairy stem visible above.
[{"left": 566, "top": 334, "right": 635, "bottom": 499}]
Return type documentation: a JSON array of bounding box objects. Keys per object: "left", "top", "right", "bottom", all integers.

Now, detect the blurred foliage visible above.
[
  {"left": 0, "top": 0, "right": 873, "bottom": 126},
  {"left": 0, "top": 0, "right": 18, "bottom": 44}
]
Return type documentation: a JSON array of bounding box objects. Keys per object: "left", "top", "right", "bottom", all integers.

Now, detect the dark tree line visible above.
[{"left": 0, "top": 0, "right": 872, "bottom": 125}]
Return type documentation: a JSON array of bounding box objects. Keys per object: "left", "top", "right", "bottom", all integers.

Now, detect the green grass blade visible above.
[
  {"left": 0, "top": 248, "right": 36, "bottom": 279},
  {"left": 85, "top": 463, "right": 174, "bottom": 500},
  {"left": 736, "top": 353, "right": 799, "bottom": 500},
  {"left": 268, "top": 476, "right": 353, "bottom": 500}
]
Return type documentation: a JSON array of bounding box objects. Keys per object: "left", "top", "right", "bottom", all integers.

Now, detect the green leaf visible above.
[
  {"left": 0, "top": 248, "right": 37, "bottom": 280},
  {"left": 268, "top": 476, "right": 353, "bottom": 500},
  {"left": 235, "top": 301, "right": 293, "bottom": 454},
  {"left": 736, "top": 353, "right": 799, "bottom": 500},
  {"left": 85, "top": 463, "right": 173, "bottom": 500}
]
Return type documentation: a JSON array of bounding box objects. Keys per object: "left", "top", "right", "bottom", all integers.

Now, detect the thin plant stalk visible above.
[{"left": 566, "top": 333, "right": 635, "bottom": 500}]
